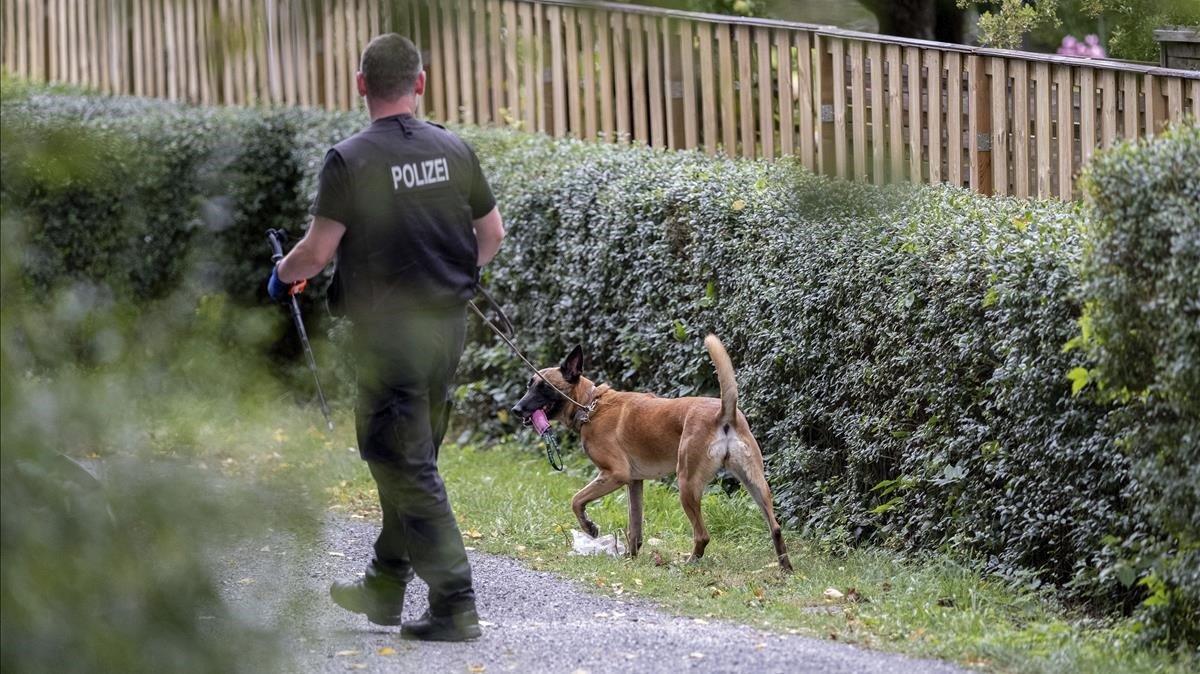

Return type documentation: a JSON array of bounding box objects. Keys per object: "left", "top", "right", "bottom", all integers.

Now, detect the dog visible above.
[{"left": 511, "top": 335, "right": 792, "bottom": 571}]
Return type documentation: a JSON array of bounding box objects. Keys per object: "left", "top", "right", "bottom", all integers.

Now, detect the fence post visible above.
[{"left": 968, "top": 54, "right": 993, "bottom": 196}]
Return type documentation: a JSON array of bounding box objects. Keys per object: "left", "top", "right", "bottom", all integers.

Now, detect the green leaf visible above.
[
  {"left": 982, "top": 287, "right": 999, "bottom": 308},
  {"left": 1067, "top": 367, "right": 1090, "bottom": 396},
  {"left": 672, "top": 320, "right": 687, "bottom": 342}
]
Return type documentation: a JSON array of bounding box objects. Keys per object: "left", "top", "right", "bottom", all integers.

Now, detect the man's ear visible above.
[
  {"left": 560, "top": 345, "right": 584, "bottom": 383},
  {"left": 414, "top": 70, "right": 427, "bottom": 96},
  {"left": 355, "top": 71, "right": 368, "bottom": 98}
]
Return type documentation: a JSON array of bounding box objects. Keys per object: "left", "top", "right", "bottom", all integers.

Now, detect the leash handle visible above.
[{"left": 267, "top": 228, "right": 287, "bottom": 263}]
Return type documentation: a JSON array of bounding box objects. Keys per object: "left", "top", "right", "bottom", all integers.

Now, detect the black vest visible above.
[{"left": 327, "top": 115, "right": 482, "bottom": 322}]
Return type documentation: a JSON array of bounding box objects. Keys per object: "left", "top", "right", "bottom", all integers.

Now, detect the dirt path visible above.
[{"left": 217, "top": 516, "right": 966, "bottom": 673}]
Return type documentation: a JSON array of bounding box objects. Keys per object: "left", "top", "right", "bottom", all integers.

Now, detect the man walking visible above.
[{"left": 268, "top": 33, "right": 505, "bottom": 641}]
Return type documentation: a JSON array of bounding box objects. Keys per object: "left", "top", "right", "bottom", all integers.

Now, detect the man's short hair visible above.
[{"left": 360, "top": 34, "right": 422, "bottom": 100}]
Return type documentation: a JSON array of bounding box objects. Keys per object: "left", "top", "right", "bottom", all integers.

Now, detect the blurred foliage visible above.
[
  {"left": 963, "top": 0, "right": 1200, "bottom": 60},
  {"left": 1080, "top": 123, "right": 1200, "bottom": 648},
  {"left": 0, "top": 81, "right": 325, "bottom": 674},
  {"left": 3, "top": 81, "right": 1197, "bottom": 653}
]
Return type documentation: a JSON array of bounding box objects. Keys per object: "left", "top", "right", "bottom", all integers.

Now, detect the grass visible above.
[
  {"left": 323, "top": 440, "right": 1192, "bottom": 674},
  {"left": 114, "top": 373, "right": 1192, "bottom": 674}
]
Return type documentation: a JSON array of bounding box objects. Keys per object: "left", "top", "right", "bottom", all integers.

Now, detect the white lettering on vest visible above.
[{"left": 390, "top": 157, "right": 450, "bottom": 190}]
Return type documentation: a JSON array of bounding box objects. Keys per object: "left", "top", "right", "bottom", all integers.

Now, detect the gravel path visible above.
[{"left": 218, "top": 516, "right": 966, "bottom": 674}]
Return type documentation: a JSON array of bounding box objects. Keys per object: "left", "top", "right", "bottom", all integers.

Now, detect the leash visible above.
[
  {"left": 267, "top": 229, "right": 334, "bottom": 431},
  {"left": 467, "top": 290, "right": 596, "bottom": 416},
  {"left": 468, "top": 286, "right": 596, "bottom": 472}
]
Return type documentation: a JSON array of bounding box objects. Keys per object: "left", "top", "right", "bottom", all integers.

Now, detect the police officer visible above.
[{"left": 268, "top": 33, "right": 505, "bottom": 642}]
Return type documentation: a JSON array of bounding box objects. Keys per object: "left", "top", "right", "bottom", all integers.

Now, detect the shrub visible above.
[
  {"left": 4, "top": 87, "right": 1196, "bottom": 645},
  {"left": 1081, "top": 122, "right": 1200, "bottom": 647}
]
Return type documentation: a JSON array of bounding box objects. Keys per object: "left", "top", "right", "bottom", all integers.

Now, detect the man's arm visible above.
[
  {"left": 474, "top": 206, "right": 505, "bottom": 266},
  {"left": 277, "top": 216, "right": 347, "bottom": 283}
]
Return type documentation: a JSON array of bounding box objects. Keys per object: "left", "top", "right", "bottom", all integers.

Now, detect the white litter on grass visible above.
[{"left": 569, "top": 529, "right": 626, "bottom": 557}]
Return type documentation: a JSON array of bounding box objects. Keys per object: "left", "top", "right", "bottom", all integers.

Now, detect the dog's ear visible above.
[{"left": 560, "top": 345, "right": 584, "bottom": 383}]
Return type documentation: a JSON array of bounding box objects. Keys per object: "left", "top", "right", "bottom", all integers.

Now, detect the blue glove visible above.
[{"left": 267, "top": 266, "right": 289, "bottom": 302}]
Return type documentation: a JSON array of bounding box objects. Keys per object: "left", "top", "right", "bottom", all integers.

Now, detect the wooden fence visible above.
[{"left": 3, "top": 0, "right": 1198, "bottom": 200}]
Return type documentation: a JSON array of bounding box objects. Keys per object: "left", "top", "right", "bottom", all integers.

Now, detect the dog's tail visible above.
[{"left": 704, "top": 334, "right": 738, "bottom": 428}]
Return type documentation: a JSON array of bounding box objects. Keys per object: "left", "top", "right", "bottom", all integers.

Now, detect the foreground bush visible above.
[
  {"left": 3, "top": 85, "right": 1195, "bottom": 646},
  {"left": 1081, "top": 123, "right": 1200, "bottom": 646}
]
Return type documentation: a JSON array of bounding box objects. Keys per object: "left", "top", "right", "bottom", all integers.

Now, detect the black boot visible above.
[
  {"left": 400, "top": 609, "right": 482, "bottom": 642},
  {"left": 329, "top": 563, "right": 408, "bottom": 626}
]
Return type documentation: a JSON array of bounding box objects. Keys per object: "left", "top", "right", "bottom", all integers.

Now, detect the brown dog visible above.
[{"left": 511, "top": 335, "right": 792, "bottom": 571}]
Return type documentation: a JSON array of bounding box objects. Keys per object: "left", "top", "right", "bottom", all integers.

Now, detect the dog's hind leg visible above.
[
  {"left": 572, "top": 473, "right": 624, "bottom": 538},
  {"left": 627, "top": 480, "right": 644, "bottom": 556},
  {"left": 678, "top": 438, "right": 722, "bottom": 563},
  {"left": 725, "top": 439, "right": 793, "bottom": 572}
]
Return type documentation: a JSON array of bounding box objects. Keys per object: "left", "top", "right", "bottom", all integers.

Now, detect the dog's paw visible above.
[{"left": 583, "top": 521, "right": 600, "bottom": 538}]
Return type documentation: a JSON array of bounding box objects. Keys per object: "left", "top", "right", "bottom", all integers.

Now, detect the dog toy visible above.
[{"left": 530, "top": 409, "right": 563, "bottom": 471}]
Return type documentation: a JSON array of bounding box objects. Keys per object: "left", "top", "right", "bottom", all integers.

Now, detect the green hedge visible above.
[
  {"left": 1080, "top": 122, "right": 1200, "bottom": 646},
  {"left": 3, "top": 86, "right": 1196, "bottom": 646}
]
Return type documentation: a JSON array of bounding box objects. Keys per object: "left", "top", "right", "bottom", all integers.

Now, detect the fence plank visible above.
[
  {"left": 946, "top": 51, "right": 963, "bottom": 187},
  {"left": 547, "top": 5, "right": 565, "bottom": 134},
  {"left": 1122, "top": 71, "right": 1137, "bottom": 139},
  {"left": 565, "top": 7, "right": 581, "bottom": 135},
  {"left": 850, "top": 40, "right": 866, "bottom": 178},
  {"left": 990, "top": 57, "right": 1006, "bottom": 195},
  {"left": 698, "top": 21, "right": 717, "bottom": 154},
  {"left": 629, "top": 14, "right": 648, "bottom": 143},
  {"left": 1035, "top": 62, "right": 1052, "bottom": 198},
  {"left": 927, "top": 49, "right": 942, "bottom": 184},
  {"left": 582, "top": 9, "right": 597, "bottom": 139},
  {"left": 756, "top": 27, "right": 774, "bottom": 159},
  {"left": 886, "top": 44, "right": 903, "bottom": 181},
  {"left": 477, "top": 0, "right": 494, "bottom": 124},
  {"left": 795, "top": 31, "right": 814, "bottom": 170},
  {"left": 1056, "top": 65, "right": 1073, "bottom": 200},
  {"left": 597, "top": 9, "right": 614, "bottom": 139},
  {"left": 736, "top": 24, "right": 753, "bottom": 158},
  {"left": 868, "top": 41, "right": 884, "bottom": 184},
  {"left": 662, "top": 17, "right": 678, "bottom": 149},
  {"left": 831, "top": 38, "right": 847, "bottom": 176},
  {"left": 682, "top": 21, "right": 699, "bottom": 149},
  {"left": 1080, "top": 67, "right": 1096, "bottom": 168},
  {"left": 1166, "top": 76, "right": 1183, "bottom": 122},
  {"left": 646, "top": 15, "right": 665, "bottom": 147},
  {"left": 717, "top": 22, "right": 735, "bottom": 154},
  {"left": 1145, "top": 74, "right": 1163, "bottom": 136},
  {"left": 1100, "top": 69, "right": 1116, "bottom": 148},
  {"left": 518, "top": 2, "right": 535, "bottom": 127},
  {"left": 778, "top": 29, "right": 794, "bottom": 158},
  {"left": 907, "top": 46, "right": 921, "bottom": 184},
  {"left": 1011, "top": 59, "right": 1028, "bottom": 197},
  {"left": 612, "top": 10, "right": 629, "bottom": 140},
  {"left": 458, "top": 0, "right": 476, "bottom": 123}
]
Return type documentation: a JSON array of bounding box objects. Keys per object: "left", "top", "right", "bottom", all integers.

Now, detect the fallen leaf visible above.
[
  {"left": 348, "top": 665, "right": 366, "bottom": 671},
  {"left": 479, "top": 620, "right": 496, "bottom": 627},
  {"left": 823, "top": 587, "right": 844, "bottom": 601},
  {"left": 334, "top": 650, "right": 360, "bottom": 657},
  {"left": 633, "top": 578, "right": 643, "bottom": 587},
  {"left": 753, "top": 587, "right": 766, "bottom": 600},
  {"left": 377, "top": 647, "right": 396, "bottom": 656},
  {"left": 829, "top": 631, "right": 839, "bottom": 641},
  {"left": 515, "top": 545, "right": 527, "bottom": 552},
  {"left": 710, "top": 587, "right": 724, "bottom": 598},
  {"left": 646, "top": 537, "right": 664, "bottom": 546},
  {"left": 936, "top": 596, "right": 956, "bottom": 608},
  {"left": 465, "top": 530, "right": 484, "bottom": 540},
  {"left": 689, "top": 652, "right": 706, "bottom": 659},
  {"left": 468, "top": 664, "right": 486, "bottom": 673},
  {"left": 881, "top": 581, "right": 893, "bottom": 592},
  {"left": 846, "top": 587, "right": 865, "bottom": 603},
  {"left": 237, "top": 577, "right": 255, "bottom": 585},
  {"left": 754, "top": 642, "right": 767, "bottom": 650},
  {"left": 652, "top": 551, "right": 667, "bottom": 567},
  {"left": 692, "top": 618, "right": 708, "bottom": 625},
  {"left": 570, "top": 669, "right": 590, "bottom": 674},
  {"left": 259, "top": 545, "right": 270, "bottom": 552},
  {"left": 327, "top": 551, "right": 346, "bottom": 558},
  {"left": 731, "top": 199, "right": 746, "bottom": 211}
]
